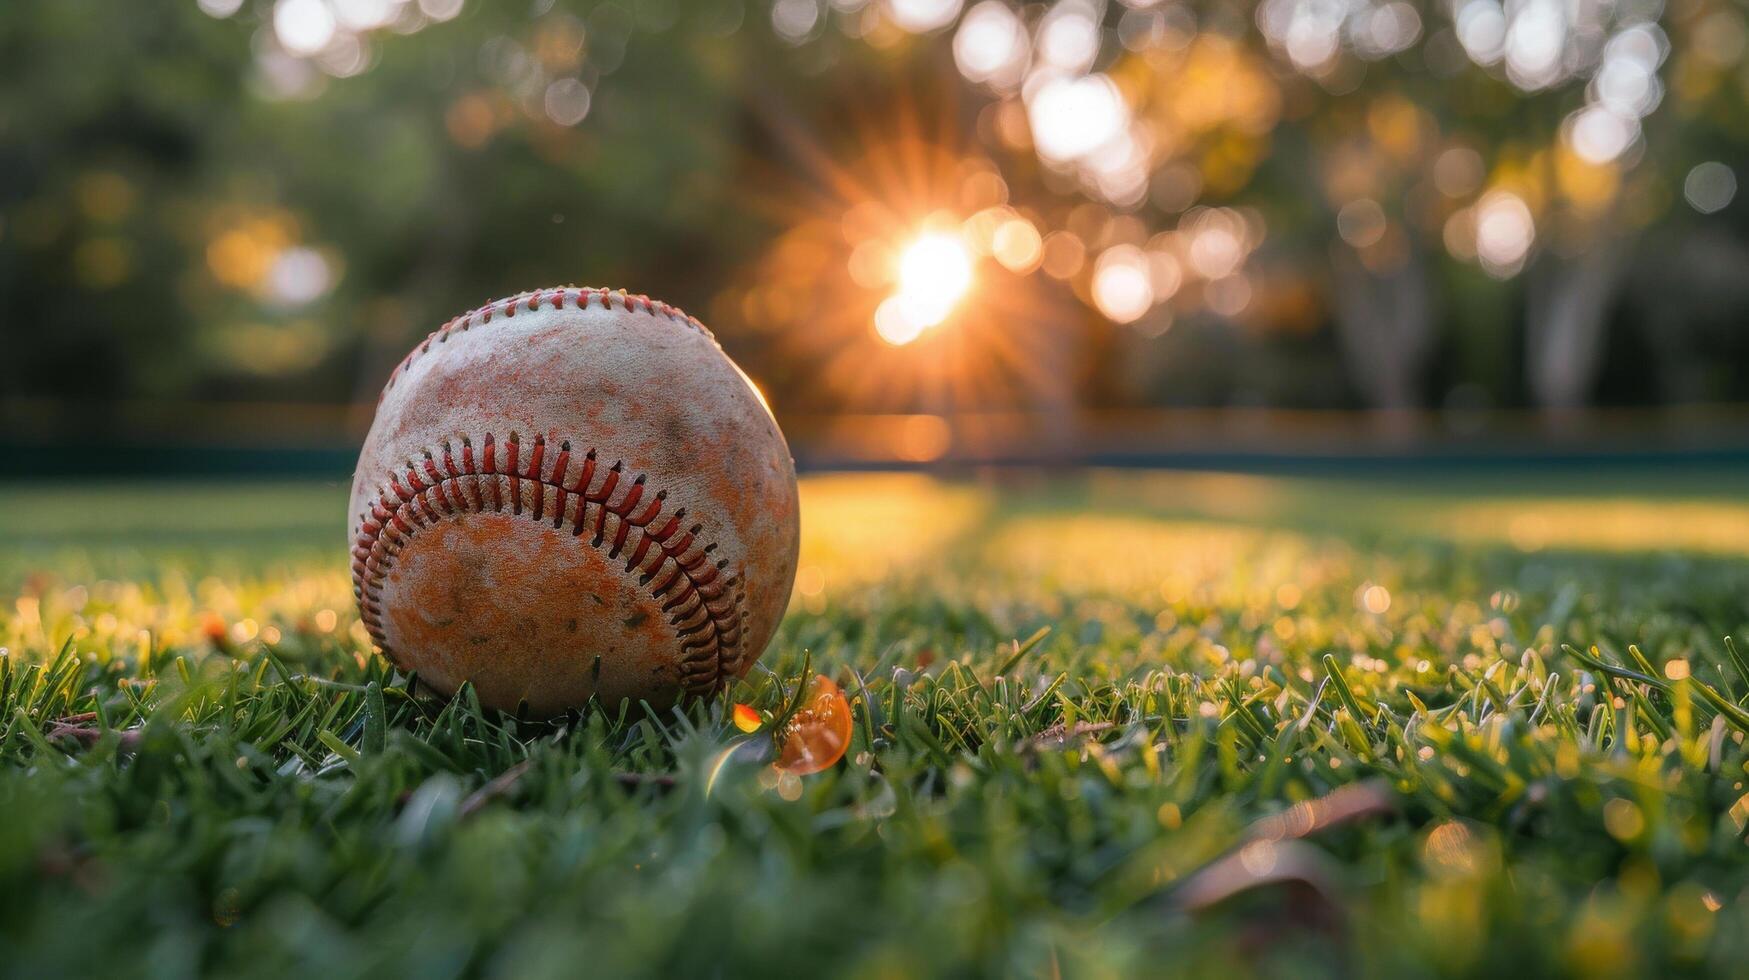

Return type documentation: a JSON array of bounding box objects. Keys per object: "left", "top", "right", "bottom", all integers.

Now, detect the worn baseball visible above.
[{"left": 348, "top": 287, "right": 800, "bottom": 715}]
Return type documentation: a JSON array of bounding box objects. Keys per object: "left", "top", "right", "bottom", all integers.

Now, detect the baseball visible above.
[{"left": 348, "top": 287, "right": 800, "bottom": 715}]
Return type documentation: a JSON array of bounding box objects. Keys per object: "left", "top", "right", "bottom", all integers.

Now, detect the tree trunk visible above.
[
  {"left": 1525, "top": 238, "right": 1629, "bottom": 411},
  {"left": 1329, "top": 246, "right": 1434, "bottom": 413}
]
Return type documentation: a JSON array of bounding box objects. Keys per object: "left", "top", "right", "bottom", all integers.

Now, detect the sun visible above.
[
  {"left": 718, "top": 88, "right": 1078, "bottom": 427},
  {"left": 894, "top": 232, "right": 973, "bottom": 325},
  {"left": 874, "top": 232, "right": 975, "bottom": 346}
]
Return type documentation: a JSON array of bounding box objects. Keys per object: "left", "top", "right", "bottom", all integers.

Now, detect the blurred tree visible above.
[
  {"left": 807, "top": 0, "right": 1749, "bottom": 414},
  {"left": 1, "top": 1, "right": 764, "bottom": 416},
  {"left": 1, "top": 0, "right": 1746, "bottom": 444}
]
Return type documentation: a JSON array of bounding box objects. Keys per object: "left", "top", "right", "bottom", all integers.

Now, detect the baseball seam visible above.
[
  {"left": 350, "top": 432, "right": 747, "bottom": 699},
  {"left": 381, "top": 286, "right": 714, "bottom": 399}
]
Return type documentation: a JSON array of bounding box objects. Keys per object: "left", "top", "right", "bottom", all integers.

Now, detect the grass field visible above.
[{"left": 4, "top": 469, "right": 1749, "bottom": 978}]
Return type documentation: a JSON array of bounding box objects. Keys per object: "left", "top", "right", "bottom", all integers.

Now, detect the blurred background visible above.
[{"left": 3, "top": 0, "right": 1746, "bottom": 475}]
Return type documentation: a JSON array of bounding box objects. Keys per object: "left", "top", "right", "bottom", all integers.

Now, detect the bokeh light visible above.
[
  {"left": 874, "top": 296, "right": 930, "bottom": 345},
  {"left": 889, "top": 0, "right": 964, "bottom": 34},
  {"left": 542, "top": 78, "right": 591, "bottom": 126},
  {"left": 1567, "top": 107, "right": 1636, "bottom": 165},
  {"left": 1092, "top": 245, "right": 1154, "bottom": 324},
  {"left": 953, "top": 2, "right": 1028, "bottom": 87},
  {"left": 265, "top": 246, "right": 335, "bottom": 307},
  {"left": 990, "top": 217, "right": 1042, "bottom": 273},
  {"left": 1040, "top": 230, "right": 1086, "bottom": 279},
  {"left": 1503, "top": 0, "right": 1564, "bottom": 89},
  {"left": 1337, "top": 199, "right": 1387, "bottom": 249},
  {"left": 274, "top": 0, "right": 338, "bottom": 55},
  {"left": 1685, "top": 162, "right": 1738, "bottom": 215},
  {"left": 417, "top": 0, "right": 464, "bottom": 19},
  {"left": 332, "top": 0, "right": 397, "bottom": 31},
  {"left": 772, "top": 0, "right": 821, "bottom": 43},
  {"left": 1473, "top": 190, "right": 1536, "bottom": 278},
  {"left": 1037, "top": 0, "right": 1101, "bottom": 72},
  {"left": 1026, "top": 75, "right": 1127, "bottom": 164},
  {"left": 1433, "top": 147, "right": 1485, "bottom": 198}
]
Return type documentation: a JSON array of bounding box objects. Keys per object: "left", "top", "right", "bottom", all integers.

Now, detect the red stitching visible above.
[
  {"left": 380, "top": 286, "right": 716, "bottom": 397},
  {"left": 351, "top": 431, "right": 747, "bottom": 698}
]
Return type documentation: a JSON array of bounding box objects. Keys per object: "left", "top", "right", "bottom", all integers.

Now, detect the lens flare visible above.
[{"left": 874, "top": 295, "right": 930, "bottom": 345}]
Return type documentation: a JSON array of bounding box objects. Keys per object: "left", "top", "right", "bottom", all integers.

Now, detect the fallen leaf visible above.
[
  {"left": 732, "top": 702, "right": 763, "bottom": 733},
  {"left": 200, "top": 612, "right": 229, "bottom": 648},
  {"left": 774, "top": 675, "right": 852, "bottom": 775}
]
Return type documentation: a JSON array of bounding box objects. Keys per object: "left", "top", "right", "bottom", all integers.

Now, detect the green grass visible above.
[{"left": 4, "top": 469, "right": 1749, "bottom": 978}]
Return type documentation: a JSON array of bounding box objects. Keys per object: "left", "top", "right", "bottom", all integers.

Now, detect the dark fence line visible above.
[
  {"left": 10, "top": 404, "right": 1749, "bottom": 478},
  {"left": 8, "top": 441, "right": 1749, "bottom": 480}
]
